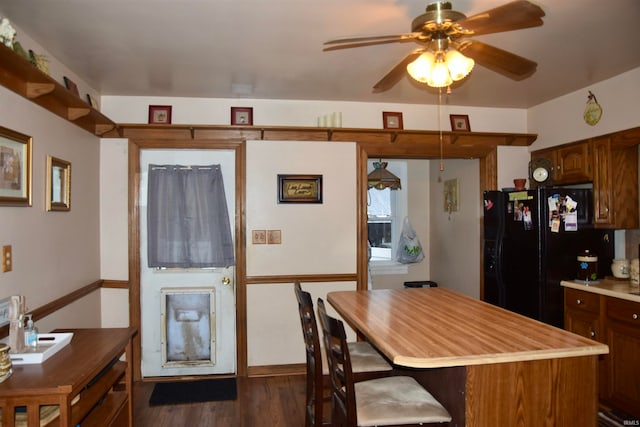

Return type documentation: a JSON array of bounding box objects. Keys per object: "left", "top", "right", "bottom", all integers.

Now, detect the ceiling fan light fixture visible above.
[
  {"left": 427, "top": 54, "right": 453, "bottom": 87},
  {"left": 406, "top": 51, "right": 435, "bottom": 83},
  {"left": 367, "top": 162, "right": 401, "bottom": 190},
  {"left": 445, "top": 48, "right": 474, "bottom": 81}
]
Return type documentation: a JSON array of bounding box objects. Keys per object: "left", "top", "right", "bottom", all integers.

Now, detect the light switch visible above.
[
  {"left": 2, "top": 245, "right": 12, "bottom": 272},
  {"left": 267, "top": 230, "right": 282, "bottom": 244}
]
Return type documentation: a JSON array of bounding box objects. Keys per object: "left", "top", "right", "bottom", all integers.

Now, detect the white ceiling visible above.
[{"left": 1, "top": 0, "right": 639, "bottom": 108}]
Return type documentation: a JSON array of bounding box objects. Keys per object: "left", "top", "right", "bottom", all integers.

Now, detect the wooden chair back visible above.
[
  {"left": 316, "top": 297, "right": 357, "bottom": 427},
  {"left": 294, "top": 282, "right": 327, "bottom": 427}
]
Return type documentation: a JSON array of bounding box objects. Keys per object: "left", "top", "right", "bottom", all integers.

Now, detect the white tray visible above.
[{"left": 3, "top": 333, "right": 74, "bottom": 365}]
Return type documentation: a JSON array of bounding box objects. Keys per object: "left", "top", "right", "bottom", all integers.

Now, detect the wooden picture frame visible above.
[
  {"left": 63, "top": 76, "right": 79, "bottom": 97},
  {"left": 86, "top": 94, "right": 99, "bottom": 110},
  {"left": 231, "top": 107, "right": 253, "bottom": 125},
  {"left": 444, "top": 178, "right": 459, "bottom": 213},
  {"left": 278, "top": 174, "right": 322, "bottom": 204},
  {"left": 450, "top": 114, "right": 471, "bottom": 132},
  {"left": 382, "top": 111, "right": 403, "bottom": 129},
  {"left": 0, "top": 126, "right": 32, "bottom": 207},
  {"left": 46, "top": 155, "right": 71, "bottom": 212},
  {"left": 148, "top": 105, "right": 172, "bottom": 124}
]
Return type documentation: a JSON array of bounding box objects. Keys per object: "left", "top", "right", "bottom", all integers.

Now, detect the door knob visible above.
[{"left": 222, "top": 277, "right": 231, "bottom": 286}]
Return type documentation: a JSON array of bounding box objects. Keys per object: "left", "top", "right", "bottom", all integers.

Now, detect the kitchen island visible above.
[{"left": 328, "top": 287, "right": 608, "bottom": 426}]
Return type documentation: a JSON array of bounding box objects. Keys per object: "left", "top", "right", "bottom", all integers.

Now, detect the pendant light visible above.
[{"left": 367, "top": 161, "right": 401, "bottom": 190}]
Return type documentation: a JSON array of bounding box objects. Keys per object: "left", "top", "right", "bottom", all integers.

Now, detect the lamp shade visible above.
[
  {"left": 367, "top": 162, "right": 401, "bottom": 190},
  {"left": 406, "top": 52, "right": 435, "bottom": 84},
  {"left": 445, "top": 49, "right": 474, "bottom": 81}
]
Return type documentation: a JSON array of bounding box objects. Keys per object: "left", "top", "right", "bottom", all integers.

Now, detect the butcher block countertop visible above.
[
  {"left": 328, "top": 287, "right": 608, "bottom": 369},
  {"left": 562, "top": 279, "right": 640, "bottom": 303}
]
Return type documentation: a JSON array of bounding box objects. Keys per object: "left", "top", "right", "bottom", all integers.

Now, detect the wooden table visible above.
[
  {"left": 0, "top": 328, "right": 136, "bottom": 427},
  {"left": 328, "top": 288, "right": 608, "bottom": 426}
]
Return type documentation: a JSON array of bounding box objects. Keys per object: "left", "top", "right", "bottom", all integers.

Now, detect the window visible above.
[{"left": 367, "top": 160, "right": 407, "bottom": 274}]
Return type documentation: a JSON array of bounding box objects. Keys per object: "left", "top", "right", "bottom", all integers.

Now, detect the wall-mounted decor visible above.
[
  {"left": 0, "top": 126, "right": 32, "bottom": 207},
  {"left": 148, "top": 105, "right": 172, "bottom": 124},
  {"left": 231, "top": 107, "right": 253, "bottom": 125},
  {"left": 86, "top": 94, "right": 99, "bottom": 110},
  {"left": 443, "top": 178, "right": 459, "bottom": 213},
  {"left": 45, "top": 155, "right": 71, "bottom": 212},
  {"left": 382, "top": 111, "right": 403, "bottom": 129},
  {"left": 63, "top": 76, "right": 79, "bottom": 97},
  {"left": 278, "top": 174, "right": 322, "bottom": 204},
  {"left": 450, "top": 114, "right": 470, "bottom": 132}
]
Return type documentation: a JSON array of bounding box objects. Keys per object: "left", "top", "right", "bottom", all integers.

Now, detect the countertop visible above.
[
  {"left": 561, "top": 279, "right": 640, "bottom": 303},
  {"left": 328, "top": 287, "right": 608, "bottom": 369}
]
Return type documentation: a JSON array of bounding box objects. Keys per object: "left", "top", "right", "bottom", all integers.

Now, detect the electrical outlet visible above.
[
  {"left": 252, "top": 230, "right": 266, "bottom": 245},
  {"left": 2, "top": 245, "right": 12, "bottom": 272}
]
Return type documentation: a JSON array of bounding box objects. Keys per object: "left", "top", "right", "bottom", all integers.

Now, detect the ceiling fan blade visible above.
[
  {"left": 372, "top": 49, "right": 425, "bottom": 93},
  {"left": 323, "top": 34, "right": 419, "bottom": 51},
  {"left": 456, "top": 0, "right": 545, "bottom": 36},
  {"left": 456, "top": 40, "right": 537, "bottom": 80}
]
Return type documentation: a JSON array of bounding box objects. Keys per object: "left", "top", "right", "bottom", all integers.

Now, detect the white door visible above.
[{"left": 139, "top": 148, "right": 236, "bottom": 377}]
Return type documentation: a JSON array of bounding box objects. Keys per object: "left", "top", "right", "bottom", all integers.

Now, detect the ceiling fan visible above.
[{"left": 323, "top": 0, "right": 545, "bottom": 91}]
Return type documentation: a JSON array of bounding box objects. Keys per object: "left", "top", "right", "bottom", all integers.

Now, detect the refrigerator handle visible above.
[{"left": 495, "top": 238, "right": 506, "bottom": 306}]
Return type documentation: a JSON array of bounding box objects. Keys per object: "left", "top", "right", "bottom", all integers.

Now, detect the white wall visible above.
[
  {"left": 429, "top": 159, "right": 481, "bottom": 298},
  {"left": 0, "top": 86, "right": 101, "bottom": 333}
]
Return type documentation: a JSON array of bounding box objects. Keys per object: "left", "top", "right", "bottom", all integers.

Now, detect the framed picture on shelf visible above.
[
  {"left": 277, "top": 174, "right": 323, "bottom": 204},
  {"left": 0, "top": 126, "right": 32, "bottom": 207},
  {"left": 450, "top": 114, "right": 471, "bottom": 132},
  {"left": 63, "top": 76, "right": 79, "bottom": 97},
  {"left": 382, "top": 111, "right": 403, "bottom": 129},
  {"left": 86, "top": 94, "right": 99, "bottom": 110},
  {"left": 148, "top": 105, "right": 172, "bottom": 124},
  {"left": 231, "top": 107, "right": 253, "bottom": 125}
]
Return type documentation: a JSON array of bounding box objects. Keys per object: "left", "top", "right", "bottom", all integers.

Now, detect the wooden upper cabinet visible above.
[
  {"left": 592, "top": 137, "right": 613, "bottom": 226},
  {"left": 555, "top": 142, "right": 592, "bottom": 184},
  {"left": 531, "top": 128, "right": 639, "bottom": 229}
]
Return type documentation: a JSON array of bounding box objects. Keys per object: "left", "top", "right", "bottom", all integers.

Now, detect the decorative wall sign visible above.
[
  {"left": 0, "top": 126, "right": 32, "bottom": 206},
  {"left": 443, "top": 178, "right": 459, "bottom": 213},
  {"left": 278, "top": 174, "right": 322, "bottom": 204}
]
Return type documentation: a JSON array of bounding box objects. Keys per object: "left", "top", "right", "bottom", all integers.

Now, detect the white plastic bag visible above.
[{"left": 396, "top": 217, "right": 425, "bottom": 264}]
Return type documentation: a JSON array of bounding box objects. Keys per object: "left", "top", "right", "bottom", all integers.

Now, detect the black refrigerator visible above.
[{"left": 483, "top": 187, "right": 614, "bottom": 328}]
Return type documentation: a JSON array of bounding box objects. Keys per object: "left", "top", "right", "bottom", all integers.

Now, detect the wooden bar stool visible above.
[
  {"left": 317, "top": 297, "right": 452, "bottom": 427},
  {"left": 294, "top": 282, "right": 392, "bottom": 427}
]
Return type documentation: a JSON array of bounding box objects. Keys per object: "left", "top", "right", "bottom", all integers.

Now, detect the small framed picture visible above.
[
  {"left": 278, "top": 174, "right": 322, "bottom": 204},
  {"left": 231, "top": 107, "right": 253, "bottom": 125},
  {"left": 148, "top": 105, "right": 172, "bottom": 124},
  {"left": 63, "top": 76, "right": 79, "bottom": 97},
  {"left": 86, "top": 94, "right": 99, "bottom": 110},
  {"left": 450, "top": 114, "right": 471, "bottom": 132},
  {"left": 382, "top": 112, "right": 403, "bottom": 130},
  {"left": 46, "top": 155, "right": 71, "bottom": 212},
  {"left": 0, "top": 126, "right": 32, "bottom": 207}
]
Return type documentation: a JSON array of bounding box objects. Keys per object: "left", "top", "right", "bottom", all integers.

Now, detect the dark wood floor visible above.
[{"left": 133, "top": 375, "right": 307, "bottom": 427}]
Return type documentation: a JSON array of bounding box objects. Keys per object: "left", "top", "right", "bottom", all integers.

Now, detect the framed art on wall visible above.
[
  {"left": 450, "top": 114, "right": 470, "bottom": 132},
  {"left": 231, "top": 107, "right": 253, "bottom": 125},
  {"left": 63, "top": 76, "right": 79, "bottom": 97},
  {"left": 278, "top": 174, "right": 322, "bottom": 204},
  {"left": 382, "top": 111, "right": 403, "bottom": 129},
  {"left": 46, "top": 155, "right": 71, "bottom": 212},
  {"left": 0, "top": 126, "right": 32, "bottom": 206},
  {"left": 148, "top": 105, "right": 172, "bottom": 124}
]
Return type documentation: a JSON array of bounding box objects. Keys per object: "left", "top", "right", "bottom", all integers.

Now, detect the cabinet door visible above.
[
  {"left": 592, "top": 137, "right": 613, "bottom": 226},
  {"left": 605, "top": 297, "right": 640, "bottom": 417},
  {"left": 555, "top": 142, "right": 592, "bottom": 184}
]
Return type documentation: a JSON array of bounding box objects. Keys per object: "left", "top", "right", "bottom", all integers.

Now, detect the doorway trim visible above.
[{"left": 128, "top": 139, "right": 247, "bottom": 381}]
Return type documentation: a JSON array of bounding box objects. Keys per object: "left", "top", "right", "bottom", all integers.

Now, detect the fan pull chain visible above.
[{"left": 438, "top": 87, "right": 444, "bottom": 174}]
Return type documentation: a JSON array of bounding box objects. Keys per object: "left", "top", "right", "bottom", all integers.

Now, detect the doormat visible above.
[{"left": 149, "top": 378, "right": 237, "bottom": 406}]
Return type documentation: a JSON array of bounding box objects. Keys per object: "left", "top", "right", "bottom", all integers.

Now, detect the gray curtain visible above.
[{"left": 147, "top": 164, "right": 235, "bottom": 268}]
